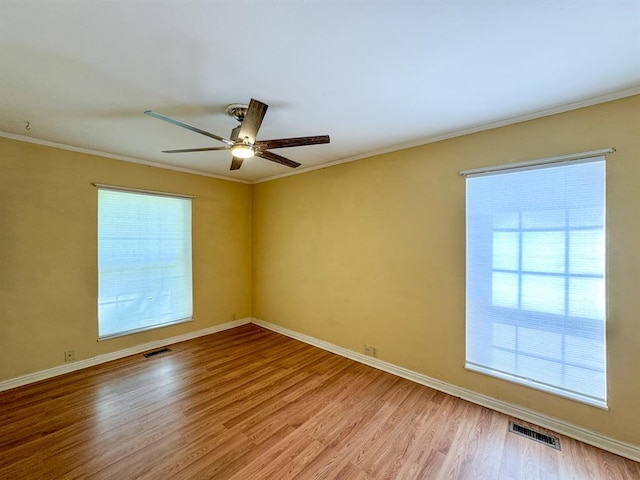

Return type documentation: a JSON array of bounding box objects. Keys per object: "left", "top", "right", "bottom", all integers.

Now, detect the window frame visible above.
[
  {"left": 96, "top": 184, "right": 194, "bottom": 340},
  {"left": 463, "top": 155, "right": 608, "bottom": 408}
]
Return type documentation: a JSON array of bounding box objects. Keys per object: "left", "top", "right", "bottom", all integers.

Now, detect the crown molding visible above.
[
  {"left": 0, "top": 131, "right": 252, "bottom": 184},
  {"left": 254, "top": 86, "right": 640, "bottom": 184}
]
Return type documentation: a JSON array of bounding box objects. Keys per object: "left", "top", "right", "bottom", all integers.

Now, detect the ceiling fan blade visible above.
[
  {"left": 230, "top": 157, "right": 244, "bottom": 170},
  {"left": 238, "top": 99, "right": 268, "bottom": 144},
  {"left": 144, "top": 110, "right": 233, "bottom": 146},
  {"left": 256, "top": 150, "right": 301, "bottom": 168},
  {"left": 230, "top": 125, "right": 241, "bottom": 141},
  {"left": 162, "top": 147, "right": 230, "bottom": 153},
  {"left": 255, "top": 135, "right": 330, "bottom": 150}
]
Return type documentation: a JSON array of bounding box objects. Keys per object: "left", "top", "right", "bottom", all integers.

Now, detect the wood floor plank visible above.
[
  {"left": 454, "top": 407, "right": 508, "bottom": 480},
  {"left": 0, "top": 324, "right": 638, "bottom": 479},
  {"left": 194, "top": 425, "right": 297, "bottom": 480}
]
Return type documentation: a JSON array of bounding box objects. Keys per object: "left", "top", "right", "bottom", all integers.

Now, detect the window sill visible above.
[{"left": 465, "top": 362, "right": 608, "bottom": 410}]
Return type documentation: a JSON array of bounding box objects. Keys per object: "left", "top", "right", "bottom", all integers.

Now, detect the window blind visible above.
[
  {"left": 97, "top": 188, "right": 193, "bottom": 339},
  {"left": 465, "top": 157, "right": 606, "bottom": 407}
]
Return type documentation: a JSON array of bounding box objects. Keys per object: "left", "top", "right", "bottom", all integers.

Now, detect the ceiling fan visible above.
[{"left": 144, "top": 98, "right": 330, "bottom": 171}]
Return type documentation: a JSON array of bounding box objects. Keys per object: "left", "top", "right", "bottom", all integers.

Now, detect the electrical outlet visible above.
[
  {"left": 232, "top": 313, "right": 236, "bottom": 321},
  {"left": 64, "top": 350, "right": 76, "bottom": 362},
  {"left": 364, "top": 344, "right": 378, "bottom": 358}
]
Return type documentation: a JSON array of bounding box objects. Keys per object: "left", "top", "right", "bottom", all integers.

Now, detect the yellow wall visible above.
[
  {"left": 252, "top": 95, "right": 640, "bottom": 446},
  {"left": 2, "top": 95, "right": 639, "bottom": 447},
  {"left": 0, "top": 138, "right": 252, "bottom": 380}
]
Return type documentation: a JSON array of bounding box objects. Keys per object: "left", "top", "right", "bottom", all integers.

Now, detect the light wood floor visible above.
[{"left": 0, "top": 324, "right": 638, "bottom": 479}]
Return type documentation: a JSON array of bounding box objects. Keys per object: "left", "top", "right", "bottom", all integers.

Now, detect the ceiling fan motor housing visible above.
[{"left": 225, "top": 104, "right": 249, "bottom": 123}]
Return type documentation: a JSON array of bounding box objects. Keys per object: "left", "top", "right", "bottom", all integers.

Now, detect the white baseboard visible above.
[
  {"left": 252, "top": 318, "right": 640, "bottom": 463},
  {"left": 0, "top": 318, "right": 250, "bottom": 393},
  {"left": 3, "top": 316, "right": 637, "bottom": 462}
]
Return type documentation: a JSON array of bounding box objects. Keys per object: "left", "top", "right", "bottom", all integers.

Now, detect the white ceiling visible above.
[{"left": 1, "top": 1, "right": 639, "bottom": 183}]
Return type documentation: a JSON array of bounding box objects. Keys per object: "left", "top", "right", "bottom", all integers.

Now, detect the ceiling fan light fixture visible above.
[{"left": 231, "top": 143, "right": 255, "bottom": 159}]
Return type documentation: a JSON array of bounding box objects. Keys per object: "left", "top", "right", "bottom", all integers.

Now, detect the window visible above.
[
  {"left": 97, "top": 187, "right": 193, "bottom": 339},
  {"left": 465, "top": 157, "right": 606, "bottom": 407}
]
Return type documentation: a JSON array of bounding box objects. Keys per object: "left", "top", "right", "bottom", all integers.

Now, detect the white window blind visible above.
[
  {"left": 465, "top": 157, "right": 606, "bottom": 407},
  {"left": 98, "top": 188, "right": 193, "bottom": 339}
]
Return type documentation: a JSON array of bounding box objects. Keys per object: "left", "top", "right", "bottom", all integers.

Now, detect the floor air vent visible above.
[
  {"left": 509, "top": 421, "right": 561, "bottom": 450},
  {"left": 143, "top": 347, "right": 172, "bottom": 358}
]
